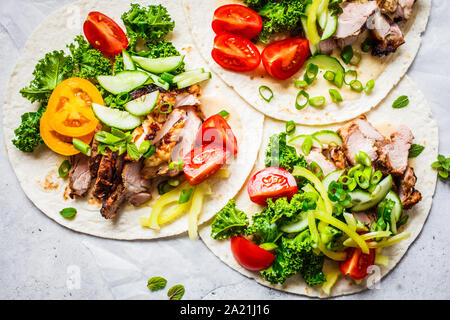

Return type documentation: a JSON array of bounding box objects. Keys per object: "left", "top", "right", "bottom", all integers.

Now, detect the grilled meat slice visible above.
[
  {"left": 337, "top": 116, "right": 386, "bottom": 166},
  {"left": 92, "top": 151, "right": 124, "bottom": 200},
  {"left": 170, "top": 107, "right": 203, "bottom": 163},
  {"left": 329, "top": 145, "right": 348, "bottom": 170},
  {"left": 319, "top": 38, "right": 337, "bottom": 55},
  {"left": 396, "top": 166, "right": 422, "bottom": 209},
  {"left": 305, "top": 148, "right": 337, "bottom": 176},
  {"left": 369, "top": 11, "right": 405, "bottom": 56},
  {"left": 101, "top": 184, "right": 126, "bottom": 219},
  {"left": 89, "top": 123, "right": 104, "bottom": 178},
  {"left": 129, "top": 84, "right": 164, "bottom": 100},
  {"left": 69, "top": 154, "right": 92, "bottom": 198},
  {"left": 376, "top": 125, "right": 413, "bottom": 175},
  {"left": 334, "top": 1, "right": 378, "bottom": 46},
  {"left": 377, "top": 0, "right": 416, "bottom": 21}
]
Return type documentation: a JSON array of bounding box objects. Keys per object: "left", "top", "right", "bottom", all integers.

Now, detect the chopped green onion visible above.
[
  {"left": 139, "top": 140, "right": 151, "bottom": 154},
  {"left": 323, "top": 70, "right": 336, "bottom": 82},
  {"left": 179, "top": 188, "right": 193, "bottom": 204},
  {"left": 341, "top": 45, "right": 354, "bottom": 64},
  {"left": 349, "top": 51, "right": 362, "bottom": 66},
  {"left": 309, "top": 161, "right": 324, "bottom": 179},
  {"left": 116, "top": 92, "right": 131, "bottom": 106},
  {"left": 143, "top": 145, "right": 156, "bottom": 158},
  {"left": 361, "top": 37, "right": 373, "bottom": 53},
  {"left": 161, "top": 72, "right": 175, "bottom": 84},
  {"left": 354, "top": 171, "right": 370, "bottom": 189},
  {"left": 348, "top": 164, "right": 362, "bottom": 177},
  {"left": 72, "top": 138, "right": 92, "bottom": 157},
  {"left": 168, "top": 178, "right": 180, "bottom": 187},
  {"left": 349, "top": 80, "right": 363, "bottom": 92},
  {"left": 334, "top": 70, "right": 344, "bottom": 88},
  {"left": 392, "top": 95, "right": 409, "bottom": 109},
  {"left": 126, "top": 142, "right": 140, "bottom": 160},
  {"left": 356, "top": 151, "right": 372, "bottom": 166},
  {"left": 344, "top": 70, "right": 358, "bottom": 85},
  {"left": 259, "top": 86, "right": 274, "bottom": 102},
  {"left": 339, "top": 175, "right": 357, "bottom": 191},
  {"left": 302, "top": 136, "right": 313, "bottom": 156},
  {"left": 59, "top": 207, "right": 77, "bottom": 219},
  {"left": 370, "top": 170, "right": 383, "bottom": 185},
  {"left": 286, "top": 120, "right": 296, "bottom": 136},
  {"left": 329, "top": 89, "right": 343, "bottom": 103},
  {"left": 259, "top": 243, "right": 278, "bottom": 251},
  {"left": 364, "top": 79, "right": 375, "bottom": 94},
  {"left": 304, "top": 63, "right": 319, "bottom": 85},
  {"left": 363, "top": 166, "right": 373, "bottom": 180},
  {"left": 169, "top": 160, "right": 183, "bottom": 171},
  {"left": 157, "top": 181, "right": 174, "bottom": 195},
  {"left": 218, "top": 110, "right": 230, "bottom": 119},
  {"left": 95, "top": 131, "right": 122, "bottom": 145},
  {"left": 295, "top": 90, "right": 309, "bottom": 110},
  {"left": 309, "top": 96, "right": 326, "bottom": 107},
  {"left": 158, "top": 102, "right": 173, "bottom": 114},
  {"left": 58, "top": 160, "right": 71, "bottom": 178},
  {"left": 294, "top": 80, "right": 309, "bottom": 88},
  {"left": 111, "top": 128, "right": 127, "bottom": 139}
]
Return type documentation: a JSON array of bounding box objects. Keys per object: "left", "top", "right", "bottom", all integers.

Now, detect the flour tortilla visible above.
[
  {"left": 2, "top": 0, "right": 264, "bottom": 240},
  {"left": 199, "top": 76, "right": 438, "bottom": 297},
  {"left": 183, "top": 0, "right": 431, "bottom": 125}
]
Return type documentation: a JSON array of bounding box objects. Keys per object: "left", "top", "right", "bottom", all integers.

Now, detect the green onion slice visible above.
[
  {"left": 324, "top": 70, "right": 336, "bottom": 82},
  {"left": 161, "top": 72, "right": 175, "bottom": 84},
  {"left": 116, "top": 92, "right": 131, "bottom": 106},
  {"left": 344, "top": 70, "right": 358, "bottom": 85},
  {"left": 334, "top": 70, "right": 344, "bottom": 88},
  {"left": 294, "top": 80, "right": 309, "bottom": 88},
  {"left": 158, "top": 102, "right": 173, "bottom": 114},
  {"left": 304, "top": 63, "right": 319, "bottom": 85},
  {"left": 218, "top": 110, "right": 230, "bottom": 119},
  {"left": 295, "top": 90, "right": 309, "bottom": 110},
  {"left": 139, "top": 140, "right": 151, "bottom": 154},
  {"left": 364, "top": 79, "right": 375, "bottom": 94},
  {"left": 361, "top": 37, "right": 373, "bottom": 53},
  {"left": 286, "top": 120, "right": 296, "bottom": 136},
  {"left": 329, "top": 89, "right": 343, "bottom": 103},
  {"left": 157, "top": 181, "right": 174, "bottom": 195},
  {"left": 259, "top": 86, "right": 274, "bottom": 102},
  {"left": 355, "top": 151, "right": 372, "bottom": 166},
  {"left": 95, "top": 131, "right": 122, "bottom": 145},
  {"left": 354, "top": 171, "right": 370, "bottom": 189},
  {"left": 179, "top": 188, "right": 193, "bottom": 204},
  {"left": 143, "top": 145, "right": 156, "bottom": 158},
  {"left": 349, "top": 51, "right": 362, "bottom": 66},
  {"left": 169, "top": 160, "right": 183, "bottom": 171},
  {"left": 309, "top": 161, "right": 324, "bottom": 179},
  {"left": 168, "top": 178, "right": 180, "bottom": 187},
  {"left": 341, "top": 45, "right": 354, "bottom": 64},
  {"left": 58, "top": 160, "right": 71, "bottom": 178},
  {"left": 348, "top": 164, "right": 362, "bottom": 177},
  {"left": 370, "top": 170, "right": 383, "bottom": 185},
  {"left": 309, "top": 96, "right": 326, "bottom": 107},
  {"left": 72, "top": 138, "right": 92, "bottom": 157},
  {"left": 349, "top": 80, "right": 363, "bottom": 92},
  {"left": 302, "top": 136, "right": 313, "bottom": 156}
]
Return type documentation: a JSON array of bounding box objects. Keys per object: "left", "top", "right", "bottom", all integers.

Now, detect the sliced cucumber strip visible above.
[
  {"left": 317, "top": 0, "right": 329, "bottom": 29},
  {"left": 321, "top": 11, "right": 337, "bottom": 40},
  {"left": 137, "top": 68, "right": 170, "bottom": 90},
  {"left": 352, "top": 175, "right": 393, "bottom": 212},
  {"left": 280, "top": 213, "right": 309, "bottom": 233},
  {"left": 312, "top": 130, "right": 343, "bottom": 147},
  {"left": 322, "top": 169, "right": 345, "bottom": 191},
  {"left": 124, "top": 91, "right": 159, "bottom": 117},
  {"left": 92, "top": 103, "right": 142, "bottom": 130},
  {"left": 132, "top": 55, "right": 185, "bottom": 74},
  {"left": 97, "top": 71, "right": 149, "bottom": 95},
  {"left": 173, "top": 68, "right": 205, "bottom": 83},
  {"left": 288, "top": 134, "right": 323, "bottom": 155},
  {"left": 122, "top": 49, "right": 135, "bottom": 71},
  {"left": 177, "top": 72, "right": 211, "bottom": 89},
  {"left": 384, "top": 190, "right": 402, "bottom": 234},
  {"left": 349, "top": 190, "right": 373, "bottom": 208}
]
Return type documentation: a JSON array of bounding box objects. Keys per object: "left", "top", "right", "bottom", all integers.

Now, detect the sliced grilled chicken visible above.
[
  {"left": 69, "top": 154, "right": 92, "bottom": 199},
  {"left": 396, "top": 166, "right": 422, "bottom": 209},
  {"left": 337, "top": 116, "right": 386, "bottom": 166},
  {"left": 170, "top": 107, "right": 203, "bottom": 163},
  {"left": 305, "top": 148, "right": 337, "bottom": 176},
  {"left": 329, "top": 145, "right": 348, "bottom": 170},
  {"left": 377, "top": 0, "right": 416, "bottom": 21},
  {"left": 334, "top": 1, "right": 378, "bottom": 46},
  {"left": 376, "top": 125, "right": 413, "bottom": 175},
  {"left": 369, "top": 11, "right": 405, "bottom": 56}
]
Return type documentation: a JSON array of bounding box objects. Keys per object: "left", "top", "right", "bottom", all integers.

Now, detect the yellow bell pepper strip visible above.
[
  {"left": 158, "top": 201, "right": 192, "bottom": 225},
  {"left": 374, "top": 254, "right": 389, "bottom": 267},
  {"left": 321, "top": 266, "right": 341, "bottom": 296},
  {"left": 307, "top": 0, "right": 323, "bottom": 46},
  {"left": 188, "top": 182, "right": 213, "bottom": 240}
]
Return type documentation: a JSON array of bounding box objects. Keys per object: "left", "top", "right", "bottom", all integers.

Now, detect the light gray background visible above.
[{"left": 0, "top": 0, "right": 448, "bottom": 300}]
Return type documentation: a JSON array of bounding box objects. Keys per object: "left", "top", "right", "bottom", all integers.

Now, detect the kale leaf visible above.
[
  {"left": 265, "top": 132, "right": 307, "bottom": 172},
  {"left": 243, "top": 0, "right": 267, "bottom": 9},
  {"left": 12, "top": 105, "right": 46, "bottom": 152},
  {"left": 211, "top": 200, "right": 249, "bottom": 240}
]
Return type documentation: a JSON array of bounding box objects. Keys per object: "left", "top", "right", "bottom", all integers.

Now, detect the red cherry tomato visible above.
[
  {"left": 247, "top": 167, "right": 298, "bottom": 206},
  {"left": 231, "top": 236, "right": 276, "bottom": 271},
  {"left": 261, "top": 37, "right": 310, "bottom": 80},
  {"left": 83, "top": 12, "right": 128, "bottom": 56},
  {"left": 183, "top": 144, "right": 230, "bottom": 185},
  {"left": 212, "top": 33, "right": 261, "bottom": 72},
  {"left": 196, "top": 114, "right": 238, "bottom": 155},
  {"left": 212, "top": 4, "right": 263, "bottom": 39},
  {"left": 339, "top": 247, "right": 376, "bottom": 280}
]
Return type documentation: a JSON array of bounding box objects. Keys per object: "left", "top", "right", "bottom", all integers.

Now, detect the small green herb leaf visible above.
[
  {"left": 167, "top": 284, "right": 185, "bottom": 300},
  {"left": 408, "top": 144, "right": 425, "bottom": 158},
  {"left": 147, "top": 276, "right": 167, "bottom": 291},
  {"left": 126, "top": 142, "right": 140, "bottom": 160},
  {"left": 59, "top": 207, "right": 77, "bottom": 219},
  {"left": 392, "top": 95, "right": 409, "bottom": 109}
]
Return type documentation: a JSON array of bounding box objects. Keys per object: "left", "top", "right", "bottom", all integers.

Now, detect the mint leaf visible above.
[
  {"left": 392, "top": 95, "right": 409, "bottom": 109},
  {"left": 147, "top": 276, "right": 167, "bottom": 291},
  {"left": 167, "top": 284, "right": 185, "bottom": 300},
  {"left": 408, "top": 144, "right": 425, "bottom": 158},
  {"left": 59, "top": 207, "right": 77, "bottom": 219}
]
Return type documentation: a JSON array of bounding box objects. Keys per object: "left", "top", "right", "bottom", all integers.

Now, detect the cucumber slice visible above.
[
  {"left": 92, "top": 103, "right": 142, "bottom": 130},
  {"left": 384, "top": 190, "right": 402, "bottom": 234},
  {"left": 173, "top": 68, "right": 205, "bottom": 83},
  {"left": 312, "top": 130, "right": 343, "bottom": 147},
  {"left": 137, "top": 68, "right": 170, "bottom": 90},
  {"left": 280, "top": 213, "right": 309, "bottom": 233},
  {"left": 301, "top": 15, "right": 321, "bottom": 55},
  {"left": 317, "top": 0, "right": 329, "bottom": 29},
  {"left": 322, "top": 169, "right": 345, "bottom": 191},
  {"left": 349, "top": 190, "right": 373, "bottom": 207},
  {"left": 124, "top": 91, "right": 159, "bottom": 117},
  {"left": 97, "top": 71, "right": 149, "bottom": 95},
  {"left": 288, "top": 134, "right": 323, "bottom": 153},
  {"left": 352, "top": 175, "right": 393, "bottom": 212},
  {"left": 122, "top": 49, "right": 135, "bottom": 71},
  {"left": 132, "top": 55, "right": 185, "bottom": 74},
  {"left": 177, "top": 72, "right": 211, "bottom": 89},
  {"left": 305, "top": 55, "right": 345, "bottom": 87},
  {"left": 321, "top": 11, "right": 337, "bottom": 40}
]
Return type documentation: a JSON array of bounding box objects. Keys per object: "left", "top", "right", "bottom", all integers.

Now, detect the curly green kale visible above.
[
  {"left": 265, "top": 132, "right": 307, "bottom": 172},
  {"left": 243, "top": 0, "right": 267, "bottom": 8},
  {"left": 211, "top": 200, "right": 249, "bottom": 240},
  {"left": 20, "top": 51, "right": 73, "bottom": 103},
  {"left": 67, "top": 35, "right": 113, "bottom": 80},
  {"left": 260, "top": 230, "right": 326, "bottom": 286},
  {"left": 12, "top": 105, "right": 46, "bottom": 152},
  {"left": 319, "top": 225, "right": 343, "bottom": 251},
  {"left": 121, "top": 4, "right": 175, "bottom": 50}
]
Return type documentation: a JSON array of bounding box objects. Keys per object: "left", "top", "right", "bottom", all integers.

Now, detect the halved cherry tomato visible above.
[
  {"left": 196, "top": 114, "right": 238, "bottom": 155},
  {"left": 40, "top": 111, "right": 94, "bottom": 156},
  {"left": 261, "top": 37, "right": 310, "bottom": 80},
  {"left": 212, "top": 4, "right": 263, "bottom": 39},
  {"left": 231, "top": 236, "right": 276, "bottom": 271},
  {"left": 212, "top": 33, "right": 261, "bottom": 72},
  {"left": 83, "top": 11, "right": 128, "bottom": 56},
  {"left": 46, "top": 78, "right": 102, "bottom": 138},
  {"left": 183, "top": 144, "right": 230, "bottom": 185},
  {"left": 339, "top": 247, "right": 376, "bottom": 280},
  {"left": 247, "top": 167, "right": 298, "bottom": 206}
]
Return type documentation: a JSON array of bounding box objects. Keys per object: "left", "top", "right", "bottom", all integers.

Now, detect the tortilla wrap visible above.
[
  {"left": 183, "top": 0, "right": 431, "bottom": 125},
  {"left": 199, "top": 76, "right": 439, "bottom": 297},
  {"left": 2, "top": 0, "right": 264, "bottom": 240}
]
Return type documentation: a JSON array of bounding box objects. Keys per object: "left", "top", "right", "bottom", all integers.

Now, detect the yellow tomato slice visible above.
[
  {"left": 40, "top": 111, "right": 94, "bottom": 156},
  {"left": 47, "top": 77, "right": 103, "bottom": 137}
]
